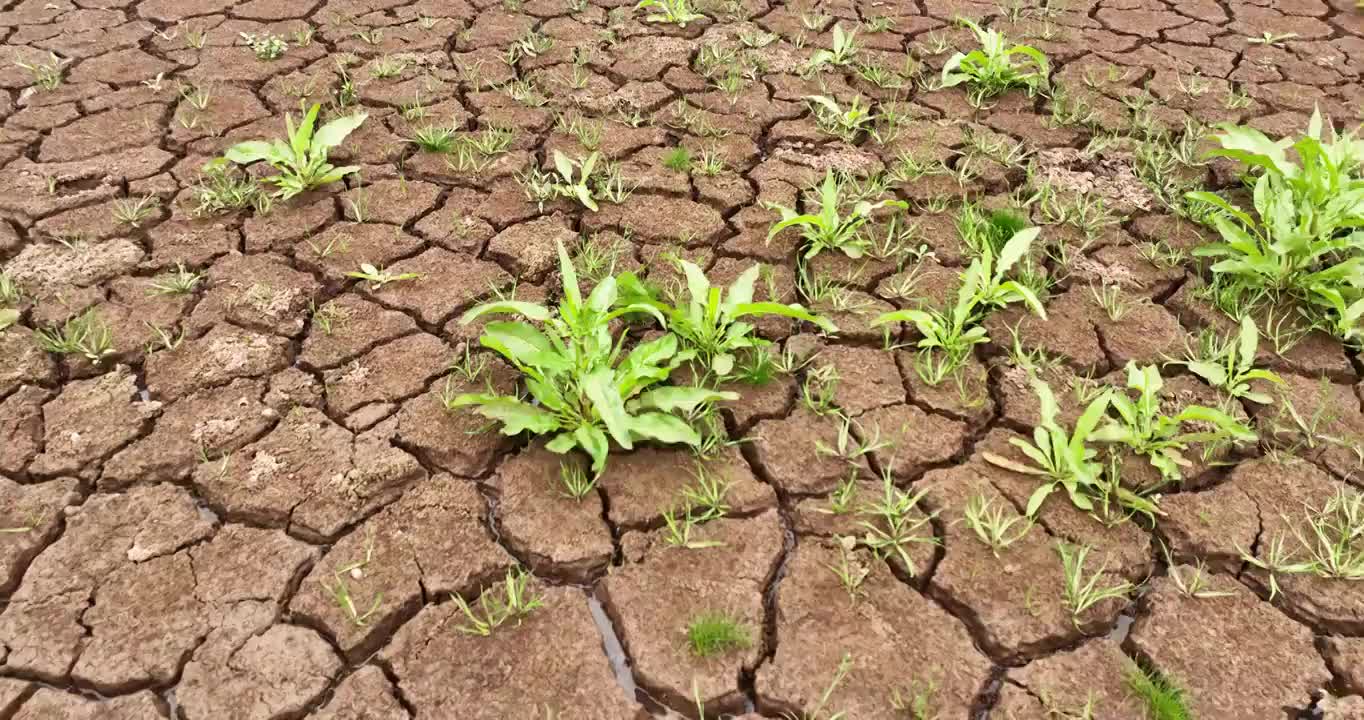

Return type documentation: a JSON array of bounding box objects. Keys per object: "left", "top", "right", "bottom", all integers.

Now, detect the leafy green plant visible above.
[
  {"left": 1092, "top": 363, "right": 1256, "bottom": 483},
  {"left": 635, "top": 0, "right": 704, "bottom": 26},
  {"left": 806, "top": 95, "right": 875, "bottom": 143},
  {"left": 15, "top": 52, "right": 68, "bottom": 90},
  {"left": 663, "top": 146, "right": 692, "bottom": 172},
  {"left": 239, "top": 32, "right": 287, "bottom": 60},
  {"left": 345, "top": 263, "right": 422, "bottom": 290},
  {"left": 1187, "top": 109, "right": 1364, "bottom": 344},
  {"left": 516, "top": 150, "right": 622, "bottom": 212},
  {"left": 34, "top": 310, "right": 114, "bottom": 363},
  {"left": 1, "top": 271, "right": 23, "bottom": 306},
  {"left": 223, "top": 103, "right": 367, "bottom": 201},
  {"left": 857, "top": 473, "right": 939, "bottom": 577},
  {"left": 983, "top": 373, "right": 1157, "bottom": 520},
  {"left": 450, "top": 241, "right": 736, "bottom": 474},
  {"left": 873, "top": 225, "right": 1045, "bottom": 382},
  {"left": 766, "top": 170, "right": 908, "bottom": 260},
  {"left": 1124, "top": 663, "right": 1191, "bottom": 720},
  {"left": 962, "top": 492, "right": 1033, "bottom": 557},
  {"left": 410, "top": 125, "right": 457, "bottom": 154},
  {"left": 940, "top": 18, "right": 1049, "bottom": 104},
  {"left": 618, "top": 258, "right": 833, "bottom": 376},
  {"left": 190, "top": 159, "right": 267, "bottom": 216},
  {"left": 1172, "top": 315, "right": 1283, "bottom": 403},
  {"left": 1056, "top": 542, "right": 1133, "bottom": 626},
  {"left": 686, "top": 613, "right": 751, "bottom": 657},
  {"left": 807, "top": 23, "right": 858, "bottom": 70},
  {"left": 0, "top": 308, "right": 17, "bottom": 332},
  {"left": 451, "top": 567, "right": 544, "bottom": 636}
]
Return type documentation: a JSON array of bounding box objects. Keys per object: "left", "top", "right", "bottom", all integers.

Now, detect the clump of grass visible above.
[
  {"left": 34, "top": 309, "right": 114, "bottom": 363},
  {"left": 450, "top": 567, "right": 544, "bottom": 636},
  {"left": 1125, "top": 662, "right": 1190, "bottom": 720},
  {"left": 686, "top": 612, "right": 751, "bottom": 657},
  {"left": 663, "top": 146, "right": 692, "bottom": 172}
]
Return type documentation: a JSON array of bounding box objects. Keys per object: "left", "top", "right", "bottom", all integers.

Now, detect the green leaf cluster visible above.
[
  {"left": 940, "top": 18, "right": 1050, "bottom": 105},
  {"left": 223, "top": 103, "right": 367, "bottom": 201},
  {"left": 450, "top": 241, "right": 740, "bottom": 474},
  {"left": 1188, "top": 108, "right": 1364, "bottom": 344},
  {"left": 765, "top": 169, "right": 908, "bottom": 260}
]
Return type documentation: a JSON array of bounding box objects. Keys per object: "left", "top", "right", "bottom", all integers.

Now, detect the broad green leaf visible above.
[
  {"left": 768, "top": 214, "right": 824, "bottom": 239},
  {"left": 574, "top": 425, "right": 610, "bottom": 473},
  {"left": 450, "top": 394, "right": 560, "bottom": 435},
  {"left": 556, "top": 239, "right": 582, "bottom": 309},
  {"left": 995, "top": 226, "right": 1039, "bottom": 278},
  {"left": 724, "top": 264, "right": 760, "bottom": 316},
  {"left": 1024, "top": 483, "right": 1055, "bottom": 517},
  {"left": 224, "top": 141, "right": 276, "bottom": 165},
  {"left": 553, "top": 150, "right": 574, "bottom": 181},
  {"left": 482, "top": 322, "right": 570, "bottom": 371},
  {"left": 586, "top": 275, "right": 618, "bottom": 314},
  {"left": 460, "top": 301, "right": 552, "bottom": 324},
  {"left": 629, "top": 386, "right": 738, "bottom": 413},
  {"left": 982, "top": 450, "right": 1048, "bottom": 477},
  {"left": 545, "top": 431, "right": 578, "bottom": 454},
  {"left": 626, "top": 411, "right": 700, "bottom": 445},
  {"left": 713, "top": 352, "right": 735, "bottom": 376},
  {"left": 583, "top": 369, "right": 633, "bottom": 449},
  {"left": 0, "top": 309, "right": 17, "bottom": 331}
]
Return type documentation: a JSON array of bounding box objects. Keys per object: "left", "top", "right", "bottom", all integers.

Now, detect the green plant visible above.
[
  {"left": 1125, "top": 663, "right": 1191, "bottom": 720},
  {"left": 34, "top": 310, "right": 114, "bottom": 363},
  {"left": 663, "top": 146, "right": 692, "bottom": 172},
  {"left": 857, "top": 473, "right": 939, "bottom": 577},
  {"left": 807, "top": 23, "right": 858, "bottom": 70},
  {"left": 783, "top": 653, "right": 853, "bottom": 720},
  {"left": 239, "top": 31, "right": 287, "bottom": 60},
  {"left": 1056, "top": 542, "right": 1132, "bottom": 626},
  {"left": 766, "top": 170, "right": 908, "bottom": 260},
  {"left": 149, "top": 263, "right": 205, "bottom": 295},
  {"left": 635, "top": 0, "right": 704, "bottom": 26},
  {"left": 618, "top": 258, "right": 833, "bottom": 376},
  {"left": 345, "top": 263, "right": 421, "bottom": 290},
  {"left": 410, "top": 125, "right": 457, "bottom": 154},
  {"left": 1093, "top": 363, "right": 1256, "bottom": 483},
  {"left": 557, "top": 460, "right": 597, "bottom": 500},
  {"left": 190, "top": 158, "right": 267, "bottom": 216},
  {"left": 806, "top": 95, "right": 875, "bottom": 143},
  {"left": 874, "top": 226, "right": 1045, "bottom": 382},
  {"left": 517, "top": 150, "right": 618, "bottom": 212},
  {"left": 661, "top": 505, "right": 724, "bottom": 549},
  {"left": 451, "top": 567, "right": 544, "bottom": 636},
  {"left": 940, "top": 18, "right": 1049, "bottom": 105},
  {"left": 0, "top": 271, "right": 20, "bottom": 306},
  {"left": 983, "top": 373, "right": 1156, "bottom": 519},
  {"left": 1186, "top": 109, "right": 1364, "bottom": 344},
  {"left": 450, "top": 241, "right": 736, "bottom": 474},
  {"left": 1172, "top": 315, "right": 1283, "bottom": 403},
  {"left": 0, "top": 309, "right": 17, "bottom": 332},
  {"left": 321, "top": 531, "right": 382, "bottom": 627},
  {"left": 112, "top": 196, "right": 159, "bottom": 227},
  {"left": 962, "top": 492, "right": 1033, "bottom": 556},
  {"left": 222, "top": 103, "right": 367, "bottom": 201},
  {"left": 15, "top": 52, "right": 67, "bottom": 90},
  {"left": 686, "top": 613, "right": 751, "bottom": 657}
]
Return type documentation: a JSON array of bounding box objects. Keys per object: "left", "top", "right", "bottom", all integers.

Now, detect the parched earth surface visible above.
[{"left": 1, "top": 0, "right": 1363, "bottom": 717}]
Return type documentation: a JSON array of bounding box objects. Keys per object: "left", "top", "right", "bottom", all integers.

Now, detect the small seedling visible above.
[
  {"left": 450, "top": 567, "right": 544, "bottom": 636},
  {"left": 663, "top": 146, "right": 692, "bottom": 172},
  {"left": 239, "top": 32, "right": 287, "bottom": 60},
  {"left": 962, "top": 492, "right": 1033, "bottom": 556},
  {"left": 345, "top": 263, "right": 421, "bottom": 290},
  {"left": 857, "top": 473, "right": 939, "bottom": 577},
  {"left": 807, "top": 23, "right": 858, "bottom": 71},
  {"left": 680, "top": 464, "right": 732, "bottom": 520},
  {"left": 1171, "top": 315, "right": 1282, "bottom": 403},
  {"left": 825, "top": 535, "right": 869, "bottom": 603},
  {"left": 686, "top": 613, "right": 751, "bottom": 657},
  {"left": 190, "top": 158, "right": 267, "bottom": 216},
  {"left": 662, "top": 505, "right": 725, "bottom": 549},
  {"left": 635, "top": 0, "right": 704, "bottom": 26},
  {"left": 148, "top": 263, "right": 205, "bottom": 295},
  {"left": 766, "top": 170, "right": 908, "bottom": 260},
  {"left": 806, "top": 95, "right": 875, "bottom": 143},
  {"left": 15, "top": 52, "right": 67, "bottom": 90},
  {"left": 1056, "top": 542, "right": 1132, "bottom": 626},
  {"left": 34, "top": 310, "right": 114, "bottom": 363},
  {"left": 222, "top": 103, "right": 367, "bottom": 201},
  {"left": 557, "top": 460, "right": 597, "bottom": 501},
  {"left": 783, "top": 653, "right": 853, "bottom": 720},
  {"left": 1247, "top": 31, "right": 1298, "bottom": 46},
  {"left": 410, "top": 125, "right": 458, "bottom": 154},
  {"left": 112, "top": 196, "right": 160, "bottom": 227}
]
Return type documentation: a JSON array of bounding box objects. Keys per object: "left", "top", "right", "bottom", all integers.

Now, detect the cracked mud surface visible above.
[{"left": 0, "top": 0, "right": 1363, "bottom": 717}]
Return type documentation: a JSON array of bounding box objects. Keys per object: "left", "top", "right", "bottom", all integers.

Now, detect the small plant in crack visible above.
[
  {"left": 940, "top": 17, "right": 1050, "bottom": 106},
  {"left": 800, "top": 363, "right": 840, "bottom": 415},
  {"left": 816, "top": 416, "right": 891, "bottom": 468},
  {"left": 661, "top": 505, "right": 725, "bottom": 549},
  {"left": 766, "top": 169, "right": 908, "bottom": 261},
  {"left": 686, "top": 612, "right": 751, "bottom": 657},
  {"left": 34, "top": 309, "right": 114, "bottom": 363},
  {"left": 450, "top": 567, "right": 545, "bottom": 636},
  {"left": 148, "top": 263, "right": 205, "bottom": 296},
  {"left": 1056, "top": 541, "right": 1132, "bottom": 627},
  {"left": 1124, "top": 661, "right": 1191, "bottom": 720},
  {"left": 679, "top": 462, "right": 732, "bottom": 520},
  {"left": 962, "top": 491, "right": 1033, "bottom": 557},
  {"left": 1244, "top": 487, "right": 1364, "bottom": 590},
  {"left": 189, "top": 159, "right": 268, "bottom": 216},
  {"left": 409, "top": 125, "right": 458, "bottom": 154},
  {"left": 222, "top": 103, "right": 367, "bottom": 201},
  {"left": 825, "top": 535, "right": 870, "bottom": 603},
  {"left": 663, "top": 146, "right": 692, "bottom": 173},
  {"left": 15, "top": 52, "right": 68, "bottom": 90},
  {"left": 557, "top": 459, "right": 598, "bottom": 501},
  {"left": 112, "top": 195, "right": 160, "bottom": 227},
  {"left": 635, "top": 0, "right": 705, "bottom": 27},
  {"left": 345, "top": 263, "right": 422, "bottom": 290},
  {"left": 890, "top": 678, "right": 939, "bottom": 720},
  {"left": 1170, "top": 315, "right": 1283, "bottom": 404},
  {"left": 1164, "top": 555, "right": 1233, "bottom": 600},
  {"left": 321, "top": 529, "right": 382, "bottom": 627},
  {"left": 239, "top": 31, "right": 288, "bottom": 60},
  {"left": 782, "top": 652, "right": 853, "bottom": 720},
  {"left": 1089, "top": 282, "right": 1129, "bottom": 322},
  {"left": 856, "top": 471, "right": 939, "bottom": 578},
  {"left": 806, "top": 94, "right": 875, "bottom": 143}
]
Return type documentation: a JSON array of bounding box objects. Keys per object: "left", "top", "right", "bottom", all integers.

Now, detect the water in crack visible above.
[
  {"left": 586, "top": 592, "right": 637, "bottom": 699},
  {"left": 164, "top": 687, "right": 181, "bottom": 719},
  {"left": 1107, "top": 606, "right": 1136, "bottom": 643}
]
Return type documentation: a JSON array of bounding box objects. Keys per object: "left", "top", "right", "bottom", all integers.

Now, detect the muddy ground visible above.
[{"left": 1, "top": 0, "right": 1364, "bottom": 717}]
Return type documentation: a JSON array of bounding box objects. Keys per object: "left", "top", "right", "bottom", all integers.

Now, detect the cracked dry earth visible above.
[{"left": 1, "top": 0, "right": 1363, "bottom": 717}]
